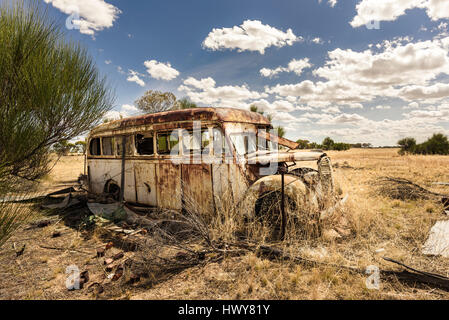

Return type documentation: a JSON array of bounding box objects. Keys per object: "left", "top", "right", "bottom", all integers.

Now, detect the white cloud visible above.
[
  {"left": 375, "top": 105, "right": 391, "bottom": 110},
  {"left": 312, "top": 37, "right": 323, "bottom": 44},
  {"left": 403, "top": 102, "right": 420, "bottom": 109},
  {"left": 144, "top": 60, "right": 180, "bottom": 81},
  {"left": 126, "top": 70, "right": 145, "bottom": 87},
  {"left": 202, "top": 20, "right": 301, "bottom": 54},
  {"left": 105, "top": 60, "right": 112, "bottom": 65},
  {"left": 178, "top": 76, "right": 266, "bottom": 109},
  {"left": 260, "top": 58, "right": 312, "bottom": 78},
  {"left": 44, "top": 0, "right": 121, "bottom": 36},
  {"left": 350, "top": 0, "right": 449, "bottom": 28},
  {"left": 104, "top": 104, "right": 141, "bottom": 121},
  {"left": 121, "top": 104, "right": 139, "bottom": 113},
  {"left": 398, "top": 83, "right": 449, "bottom": 101},
  {"left": 318, "top": 0, "right": 338, "bottom": 7},
  {"left": 267, "top": 36, "right": 449, "bottom": 107}
]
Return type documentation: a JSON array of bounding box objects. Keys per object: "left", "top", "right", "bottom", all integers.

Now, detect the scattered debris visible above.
[
  {"left": 376, "top": 177, "right": 449, "bottom": 200},
  {"left": 442, "top": 198, "right": 449, "bottom": 215},
  {"left": 87, "top": 282, "right": 104, "bottom": 294},
  {"left": 96, "top": 248, "right": 105, "bottom": 257},
  {"left": 383, "top": 257, "right": 449, "bottom": 291},
  {"left": 104, "top": 258, "right": 114, "bottom": 265},
  {"left": 112, "top": 266, "right": 124, "bottom": 281},
  {"left": 422, "top": 220, "right": 449, "bottom": 258},
  {"left": 25, "top": 219, "right": 55, "bottom": 230},
  {"left": 51, "top": 230, "right": 61, "bottom": 238},
  {"left": 105, "top": 242, "right": 114, "bottom": 250},
  {"left": 80, "top": 270, "right": 89, "bottom": 287},
  {"left": 41, "top": 194, "right": 80, "bottom": 210},
  {"left": 87, "top": 202, "right": 126, "bottom": 222},
  {"left": 13, "top": 243, "right": 26, "bottom": 257},
  {"left": 433, "top": 182, "right": 449, "bottom": 186},
  {"left": 113, "top": 252, "right": 124, "bottom": 261}
]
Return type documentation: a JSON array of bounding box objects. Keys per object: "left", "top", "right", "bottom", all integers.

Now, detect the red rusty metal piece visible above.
[{"left": 91, "top": 107, "right": 271, "bottom": 135}]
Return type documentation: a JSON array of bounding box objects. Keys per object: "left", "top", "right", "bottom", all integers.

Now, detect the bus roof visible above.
[{"left": 90, "top": 107, "right": 271, "bottom": 134}]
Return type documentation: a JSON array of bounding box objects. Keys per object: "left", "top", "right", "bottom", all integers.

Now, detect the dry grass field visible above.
[{"left": 1, "top": 149, "right": 448, "bottom": 300}]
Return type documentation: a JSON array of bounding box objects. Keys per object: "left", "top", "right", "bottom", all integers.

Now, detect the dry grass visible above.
[{"left": 1, "top": 149, "right": 449, "bottom": 300}]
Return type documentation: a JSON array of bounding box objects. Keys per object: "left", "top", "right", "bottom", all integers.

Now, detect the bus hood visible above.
[{"left": 246, "top": 150, "right": 326, "bottom": 164}]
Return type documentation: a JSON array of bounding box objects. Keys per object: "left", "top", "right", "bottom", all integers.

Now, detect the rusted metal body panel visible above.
[
  {"left": 156, "top": 163, "right": 181, "bottom": 210},
  {"left": 182, "top": 163, "right": 214, "bottom": 214},
  {"left": 86, "top": 107, "right": 333, "bottom": 217},
  {"left": 90, "top": 107, "right": 270, "bottom": 137},
  {"left": 134, "top": 161, "right": 157, "bottom": 206}
]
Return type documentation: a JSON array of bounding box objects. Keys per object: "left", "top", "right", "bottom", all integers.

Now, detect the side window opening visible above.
[
  {"left": 230, "top": 133, "right": 257, "bottom": 155},
  {"left": 212, "top": 128, "right": 231, "bottom": 157},
  {"left": 89, "top": 138, "right": 101, "bottom": 155},
  {"left": 182, "top": 129, "right": 210, "bottom": 155},
  {"left": 135, "top": 133, "right": 154, "bottom": 155},
  {"left": 116, "top": 136, "right": 133, "bottom": 156},
  {"left": 157, "top": 131, "right": 179, "bottom": 155},
  {"left": 102, "top": 137, "right": 114, "bottom": 156}
]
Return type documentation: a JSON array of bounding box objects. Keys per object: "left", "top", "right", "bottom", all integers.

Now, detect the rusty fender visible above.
[{"left": 239, "top": 174, "right": 319, "bottom": 218}]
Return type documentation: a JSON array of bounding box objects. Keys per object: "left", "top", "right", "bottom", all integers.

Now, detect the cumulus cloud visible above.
[
  {"left": 267, "top": 36, "right": 449, "bottom": 107},
  {"left": 398, "top": 83, "right": 449, "bottom": 101},
  {"left": 44, "top": 0, "right": 121, "bottom": 36},
  {"left": 144, "top": 60, "right": 180, "bottom": 81},
  {"left": 126, "top": 70, "right": 145, "bottom": 87},
  {"left": 178, "top": 77, "right": 266, "bottom": 109},
  {"left": 260, "top": 58, "right": 312, "bottom": 78},
  {"left": 202, "top": 20, "right": 301, "bottom": 54},
  {"left": 350, "top": 0, "right": 449, "bottom": 28},
  {"left": 103, "top": 104, "right": 141, "bottom": 121}
]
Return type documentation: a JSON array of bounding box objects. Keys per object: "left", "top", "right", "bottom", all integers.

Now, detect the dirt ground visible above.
[{"left": 1, "top": 149, "right": 449, "bottom": 300}]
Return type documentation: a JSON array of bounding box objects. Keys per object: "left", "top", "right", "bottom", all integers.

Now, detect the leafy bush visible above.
[{"left": 398, "top": 134, "right": 449, "bottom": 155}]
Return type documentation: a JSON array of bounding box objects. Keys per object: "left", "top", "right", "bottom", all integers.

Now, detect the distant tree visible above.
[
  {"left": 249, "top": 105, "right": 273, "bottom": 122},
  {"left": 275, "top": 126, "right": 286, "bottom": 138},
  {"left": 322, "top": 137, "right": 335, "bottom": 150},
  {"left": 135, "top": 90, "right": 177, "bottom": 114},
  {"left": 296, "top": 139, "right": 310, "bottom": 149},
  {"left": 397, "top": 137, "right": 417, "bottom": 155},
  {"left": 176, "top": 98, "right": 198, "bottom": 110},
  {"left": 75, "top": 141, "right": 87, "bottom": 154},
  {"left": 332, "top": 142, "right": 351, "bottom": 151},
  {"left": 416, "top": 133, "right": 449, "bottom": 155},
  {"left": 398, "top": 134, "right": 449, "bottom": 155},
  {"left": 53, "top": 141, "right": 72, "bottom": 156},
  {"left": 0, "top": 0, "right": 113, "bottom": 191}
]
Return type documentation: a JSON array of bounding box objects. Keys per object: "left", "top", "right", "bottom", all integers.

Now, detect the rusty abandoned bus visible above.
[{"left": 86, "top": 107, "right": 334, "bottom": 237}]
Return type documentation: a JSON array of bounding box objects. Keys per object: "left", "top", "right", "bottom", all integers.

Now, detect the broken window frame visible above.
[
  {"left": 180, "top": 128, "right": 212, "bottom": 156},
  {"left": 89, "top": 137, "right": 101, "bottom": 156},
  {"left": 116, "top": 135, "right": 134, "bottom": 156},
  {"left": 101, "top": 137, "right": 114, "bottom": 156},
  {"left": 135, "top": 132, "right": 155, "bottom": 156},
  {"left": 156, "top": 130, "right": 180, "bottom": 156}
]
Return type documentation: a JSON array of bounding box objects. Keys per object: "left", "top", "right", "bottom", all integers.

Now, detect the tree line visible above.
[
  {"left": 398, "top": 133, "right": 449, "bottom": 155},
  {"left": 295, "top": 137, "right": 371, "bottom": 151}
]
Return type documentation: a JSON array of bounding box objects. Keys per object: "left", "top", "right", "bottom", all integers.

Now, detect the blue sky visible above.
[{"left": 36, "top": 0, "right": 449, "bottom": 145}]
